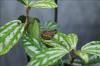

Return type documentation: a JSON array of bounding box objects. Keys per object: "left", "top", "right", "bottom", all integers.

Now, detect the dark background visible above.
[{"left": 0, "top": 0, "right": 100, "bottom": 66}]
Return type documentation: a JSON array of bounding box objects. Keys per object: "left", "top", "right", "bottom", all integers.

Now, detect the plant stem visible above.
[
  {"left": 25, "top": 7, "right": 30, "bottom": 30},
  {"left": 68, "top": 53, "right": 72, "bottom": 62},
  {"left": 60, "top": 59, "right": 64, "bottom": 66},
  {"left": 68, "top": 49, "right": 77, "bottom": 66},
  {"left": 25, "top": 7, "right": 31, "bottom": 62}
]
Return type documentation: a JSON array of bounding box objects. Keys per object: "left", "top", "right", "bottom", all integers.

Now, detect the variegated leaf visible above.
[
  {"left": 88, "top": 55, "right": 100, "bottom": 66},
  {"left": 27, "top": 48, "right": 68, "bottom": 66},
  {"left": 52, "top": 32, "right": 78, "bottom": 51},
  {"left": 81, "top": 41, "right": 100, "bottom": 56},
  {"left": 64, "top": 33, "right": 78, "bottom": 50},
  {"left": 74, "top": 41, "right": 100, "bottom": 66},
  {"left": 44, "top": 21, "right": 58, "bottom": 30},
  {"left": 22, "top": 34, "right": 47, "bottom": 57},
  {"left": 0, "top": 20, "right": 25, "bottom": 55},
  {"left": 73, "top": 55, "right": 100, "bottom": 66},
  {"left": 75, "top": 51, "right": 89, "bottom": 63},
  {"left": 73, "top": 59, "right": 82, "bottom": 66},
  {"left": 29, "top": 0, "right": 57, "bottom": 8},
  {"left": 17, "top": 0, "right": 27, "bottom": 5},
  {"left": 17, "top": 0, "right": 32, "bottom": 6},
  {"left": 42, "top": 32, "right": 68, "bottom": 49}
]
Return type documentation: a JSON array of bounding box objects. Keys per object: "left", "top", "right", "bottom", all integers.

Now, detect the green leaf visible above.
[
  {"left": 17, "top": 0, "right": 32, "bottom": 6},
  {"left": 17, "top": 0, "right": 57, "bottom": 8},
  {"left": 42, "top": 33, "right": 78, "bottom": 51},
  {"left": 65, "top": 33, "right": 78, "bottom": 49},
  {"left": 75, "top": 51, "right": 89, "bottom": 63},
  {"left": 42, "top": 32, "right": 68, "bottom": 49},
  {"left": 81, "top": 41, "right": 100, "bottom": 56},
  {"left": 27, "top": 48, "right": 68, "bottom": 66},
  {"left": 17, "top": 0, "right": 26, "bottom": 5},
  {"left": 28, "top": 18, "right": 40, "bottom": 38},
  {"left": 0, "top": 20, "right": 25, "bottom": 55},
  {"left": 52, "top": 32, "right": 78, "bottom": 50},
  {"left": 29, "top": 0, "right": 57, "bottom": 8},
  {"left": 73, "top": 55, "right": 100, "bottom": 66},
  {"left": 44, "top": 21, "right": 58, "bottom": 30},
  {"left": 73, "top": 59, "right": 84, "bottom": 66},
  {"left": 22, "top": 34, "right": 47, "bottom": 57},
  {"left": 88, "top": 55, "right": 100, "bottom": 66}
]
